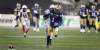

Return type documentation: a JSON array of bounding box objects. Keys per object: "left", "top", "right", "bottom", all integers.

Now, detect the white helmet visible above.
[
  {"left": 16, "top": 3, "right": 21, "bottom": 7},
  {"left": 34, "top": 3, "right": 39, "bottom": 7},
  {"left": 91, "top": 5, "right": 95, "bottom": 9},
  {"left": 81, "top": 5, "right": 85, "bottom": 8},
  {"left": 22, "top": 5, "right": 28, "bottom": 8},
  {"left": 50, "top": 4, "right": 56, "bottom": 8}
]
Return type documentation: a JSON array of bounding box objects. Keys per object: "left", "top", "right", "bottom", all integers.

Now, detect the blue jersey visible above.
[
  {"left": 49, "top": 9, "right": 63, "bottom": 27},
  {"left": 79, "top": 7, "right": 87, "bottom": 18},
  {"left": 32, "top": 7, "right": 40, "bottom": 18},
  {"left": 89, "top": 9, "right": 97, "bottom": 18}
]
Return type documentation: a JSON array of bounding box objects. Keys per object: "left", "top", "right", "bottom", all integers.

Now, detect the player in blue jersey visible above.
[
  {"left": 43, "top": 9, "right": 51, "bottom": 48},
  {"left": 44, "top": 4, "right": 63, "bottom": 48},
  {"left": 50, "top": 5, "right": 63, "bottom": 37},
  {"left": 88, "top": 5, "right": 98, "bottom": 33},
  {"left": 79, "top": 4, "right": 88, "bottom": 32},
  {"left": 32, "top": 3, "right": 41, "bottom": 32}
]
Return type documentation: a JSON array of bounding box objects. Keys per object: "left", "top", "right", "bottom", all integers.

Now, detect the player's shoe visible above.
[
  {"left": 34, "top": 28, "right": 36, "bottom": 31},
  {"left": 24, "top": 33, "right": 27, "bottom": 38},
  {"left": 80, "top": 29, "right": 85, "bottom": 33},
  {"left": 15, "top": 25, "right": 18, "bottom": 27},
  {"left": 36, "top": 28, "right": 40, "bottom": 32},
  {"left": 54, "top": 35, "right": 58, "bottom": 37},
  {"left": 50, "top": 36, "right": 53, "bottom": 39},
  {"left": 88, "top": 30, "right": 91, "bottom": 33},
  {"left": 80, "top": 29, "right": 83, "bottom": 32},
  {"left": 8, "top": 43, "right": 15, "bottom": 50},
  {"left": 83, "top": 29, "right": 86, "bottom": 32},
  {"left": 80, "top": 29, "right": 82, "bottom": 32},
  {"left": 24, "top": 35, "right": 26, "bottom": 38},
  {"left": 95, "top": 30, "right": 98, "bottom": 33}
]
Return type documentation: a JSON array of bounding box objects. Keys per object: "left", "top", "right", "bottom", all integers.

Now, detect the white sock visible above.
[
  {"left": 36, "top": 28, "right": 39, "bottom": 31},
  {"left": 50, "top": 33, "right": 53, "bottom": 39},
  {"left": 24, "top": 33, "right": 26, "bottom": 35},
  {"left": 33, "top": 27, "right": 36, "bottom": 31}
]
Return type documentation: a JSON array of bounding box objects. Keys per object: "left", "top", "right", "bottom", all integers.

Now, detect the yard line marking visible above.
[{"left": 0, "top": 35, "right": 99, "bottom": 38}]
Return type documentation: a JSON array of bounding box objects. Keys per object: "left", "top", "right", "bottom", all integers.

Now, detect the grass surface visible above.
[{"left": 0, "top": 27, "right": 100, "bottom": 50}]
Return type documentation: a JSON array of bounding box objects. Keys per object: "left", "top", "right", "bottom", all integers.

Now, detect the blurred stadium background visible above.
[
  {"left": 0, "top": 0, "right": 100, "bottom": 50},
  {"left": 0, "top": 0, "right": 99, "bottom": 15}
]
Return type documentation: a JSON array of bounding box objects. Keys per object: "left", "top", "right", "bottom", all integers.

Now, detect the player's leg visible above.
[
  {"left": 35, "top": 17, "right": 39, "bottom": 32},
  {"left": 88, "top": 18, "right": 92, "bottom": 32},
  {"left": 36, "top": 15, "right": 40, "bottom": 31},
  {"left": 33, "top": 17, "right": 37, "bottom": 31},
  {"left": 21, "top": 18, "right": 25, "bottom": 33},
  {"left": 53, "top": 27, "right": 59, "bottom": 37},
  {"left": 36, "top": 17, "right": 40, "bottom": 31},
  {"left": 46, "top": 27, "right": 53, "bottom": 48},
  {"left": 22, "top": 24, "right": 26, "bottom": 37},
  {"left": 15, "top": 16, "right": 19, "bottom": 27},
  {"left": 24, "top": 19, "right": 30, "bottom": 37},
  {"left": 83, "top": 18, "right": 86, "bottom": 32},
  {"left": 22, "top": 19, "right": 30, "bottom": 37},
  {"left": 80, "top": 19, "right": 85, "bottom": 32},
  {"left": 12, "top": 19, "right": 17, "bottom": 28}
]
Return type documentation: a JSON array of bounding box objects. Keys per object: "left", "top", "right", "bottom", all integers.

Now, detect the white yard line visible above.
[{"left": 1, "top": 35, "right": 99, "bottom": 38}]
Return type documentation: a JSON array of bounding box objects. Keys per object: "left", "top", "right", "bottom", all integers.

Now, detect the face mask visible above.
[{"left": 23, "top": 8, "right": 27, "bottom": 12}]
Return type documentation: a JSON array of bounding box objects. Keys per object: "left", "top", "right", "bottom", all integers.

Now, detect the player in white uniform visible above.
[
  {"left": 14, "top": 3, "right": 21, "bottom": 27},
  {"left": 19, "top": 5, "right": 32, "bottom": 37}
]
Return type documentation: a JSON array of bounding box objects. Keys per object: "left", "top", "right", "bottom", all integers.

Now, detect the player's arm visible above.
[
  {"left": 14, "top": 9, "right": 17, "bottom": 16},
  {"left": 43, "top": 14, "right": 50, "bottom": 20},
  {"left": 79, "top": 10, "right": 84, "bottom": 16},
  {"left": 27, "top": 9, "right": 32, "bottom": 19},
  {"left": 28, "top": 12, "right": 32, "bottom": 19},
  {"left": 88, "top": 9, "right": 91, "bottom": 19}
]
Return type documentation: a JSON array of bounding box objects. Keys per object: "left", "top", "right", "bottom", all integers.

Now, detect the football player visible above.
[
  {"left": 19, "top": 5, "right": 32, "bottom": 37},
  {"left": 44, "top": 4, "right": 63, "bottom": 48},
  {"left": 31, "top": 3, "right": 41, "bottom": 32},
  {"left": 79, "top": 4, "right": 88, "bottom": 32},
  {"left": 88, "top": 5, "right": 98, "bottom": 33},
  {"left": 14, "top": 3, "right": 21, "bottom": 27}
]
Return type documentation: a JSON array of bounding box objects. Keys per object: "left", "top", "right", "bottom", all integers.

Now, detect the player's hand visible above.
[{"left": 28, "top": 17, "right": 32, "bottom": 19}]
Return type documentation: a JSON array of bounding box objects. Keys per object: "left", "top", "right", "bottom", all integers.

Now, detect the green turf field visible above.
[{"left": 0, "top": 27, "right": 100, "bottom": 50}]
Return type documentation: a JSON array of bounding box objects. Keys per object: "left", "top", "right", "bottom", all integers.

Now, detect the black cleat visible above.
[
  {"left": 24, "top": 35, "right": 26, "bottom": 38},
  {"left": 15, "top": 25, "right": 18, "bottom": 27},
  {"left": 8, "top": 43, "right": 15, "bottom": 50},
  {"left": 54, "top": 35, "right": 58, "bottom": 37},
  {"left": 9, "top": 45, "right": 14, "bottom": 49}
]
